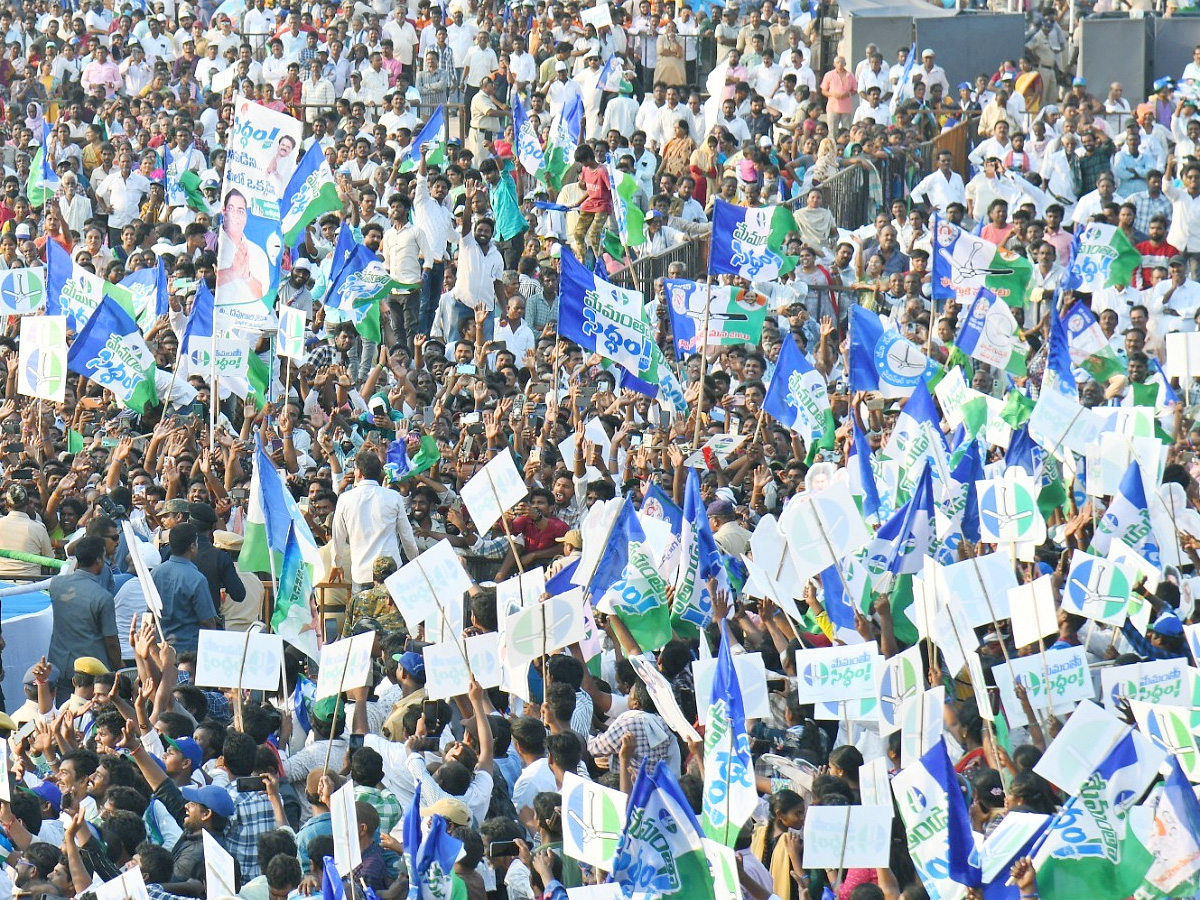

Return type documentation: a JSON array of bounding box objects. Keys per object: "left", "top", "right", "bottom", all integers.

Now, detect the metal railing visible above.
[
  {"left": 609, "top": 238, "right": 708, "bottom": 291},
  {"left": 815, "top": 163, "right": 873, "bottom": 230}
]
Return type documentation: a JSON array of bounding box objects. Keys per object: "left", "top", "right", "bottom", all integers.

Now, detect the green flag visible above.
[
  {"left": 609, "top": 164, "right": 646, "bottom": 248},
  {"left": 999, "top": 389, "right": 1034, "bottom": 427},
  {"left": 603, "top": 542, "right": 674, "bottom": 652},
  {"left": 25, "top": 147, "right": 56, "bottom": 206}
]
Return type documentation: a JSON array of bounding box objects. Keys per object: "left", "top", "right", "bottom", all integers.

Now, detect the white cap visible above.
[
  {"left": 921, "top": 47, "right": 934, "bottom": 56},
  {"left": 555, "top": 60, "right": 567, "bottom": 71}
]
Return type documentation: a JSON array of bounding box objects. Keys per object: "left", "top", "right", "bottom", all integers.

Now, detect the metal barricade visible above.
[
  {"left": 608, "top": 239, "right": 708, "bottom": 292},
  {"left": 816, "top": 164, "right": 871, "bottom": 230}
]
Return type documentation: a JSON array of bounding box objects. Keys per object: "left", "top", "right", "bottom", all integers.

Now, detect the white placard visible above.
[
  {"left": 978, "top": 473, "right": 1046, "bottom": 545},
  {"left": 460, "top": 447, "right": 527, "bottom": 534},
  {"left": 858, "top": 756, "right": 892, "bottom": 807},
  {"left": 900, "top": 685, "right": 944, "bottom": 766},
  {"left": 331, "top": 778, "right": 362, "bottom": 875},
  {"left": 991, "top": 646, "right": 1094, "bottom": 728},
  {"left": 94, "top": 868, "right": 150, "bottom": 900},
  {"left": 802, "top": 805, "right": 893, "bottom": 868},
  {"left": 691, "top": 651, "right": 770, "bottom": 725},
  {"left": 194, "top": 629, "right": 284, "bottom": 692},
  {"left": 203, "top": 829, "right": 237, "bottom": 899},
  {"left": 465, "top": 631, "right": 502, "bottom": 688},
  {"left": 794, "top": 642, "right": 880, "bottom": 704},
  {"left": 629, "top": 654, "right": 701, "bottom": 742},
  {"left": 1008, "top": 576, "right": 1057, "bottom": 650},
  {"left": 1100, "top": 659, "right": 1192, "bottom": 709},
  {"left": 938, "top": 551, "right": 1016, "bottom": 627},
  {"left": 18, "top": 315, "right": 67, "bottom": 403},
  {"left": 0, "top": 266, "right": 46, "bottom": 315},
  {"left": 385, "top": 539, "right": 471, "bottom": 629},
  {"left": 503, "top": 590, "right": 587, "bottom": 667},
  {"left": 1028, "top": 386, "right": 1104, "bottom": 458},
  {"left": 567, "top": 886, "right": 622, "bottom": 900},
  {"left": 496, "top": 567, "right": 546, "bottom": 613},
  {"left": 315, "top": 632, "right": 375, "bottom": 700},
  {"left": 423, "top": 640, "right": 473, "bottom": 701},
  {"left": 781, "top": 482, "right": 871, "bottom": 582},
  {"left": 980, "top": 812, "right": 1051, "bottom": 883},
  {"left": 561, "top": 771, "right": 628, "bottom": 869},
  {"left": 1033, "top": 700, "right": 1129, "bottom": 794},
  {"left": 121, "top": 521, "right": 164, "bottom": 619},
  {"left": 877, "top": 644, "right": 925, "bottom": 736},
  {"left": 1061, "top": 550, "right": 1136, "bottom": 626},
  {"left": 579, "top": 3, "right": 613, "bottom": 27},
  {"left": 1165, "top": 331, "right": 1200, "bottom": 380},
  {"left": 684, "top": 433, "right": 746, "bottom": 468}
]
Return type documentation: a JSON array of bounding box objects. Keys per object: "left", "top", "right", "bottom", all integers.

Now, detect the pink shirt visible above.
[{"left": 821, "top": 69, "right": 857, "bottom": 114}]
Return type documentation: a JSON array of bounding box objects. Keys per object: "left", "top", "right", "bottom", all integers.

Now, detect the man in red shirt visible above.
[
  {"left": 497, "top": 488, "right": 569, "bottom": 579},
  {"left": 570, "top": 143, "right": 612, "bottom": 264},
  {"left": 1135, "top": 215, "right": 1178, "bottom": 287}
]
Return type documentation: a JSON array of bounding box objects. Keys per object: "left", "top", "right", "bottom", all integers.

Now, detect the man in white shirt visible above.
[
  {"left": 782, "top": 47, "right": 816, "bottom": 92},
  {"left": 445, "top": 9, "right": 477, "bottom": 78},
  {"left": 453, "top": 184, "right": 506, "bottom": 322},
  {"left": 749, "top": 50, "right": 782, "bottom": 102},
  {"left": 461, "top": 30, "right": 498, "bottom": 107},
  {"left": 97, "top": 149, "right": 150, "bottom": 241},
  {"left": 602, "top": 79, "right": 639, "bottom": 136},
  {"left": 715, "top": 97, "right": 750, "bottom": 145},
  {"left": 330, "top": 453, "right": 419, "bottom": 591},
  {"left": 384, "top": 14, "right": 417, "bottom": 68},
  {"left": 857, "top": 52, "right": 890, "bottom": 98},
  {"left": 911, "top": 48, "right": 949, "bottom": 96},
  {"left": 546, "top": 61, "right": 581, "bottom": 119},
  {"left": 261, "top": 38, "right": 289, "bottom": 85},
  {"left": 910, "top": 150, "right": 966, "bottom": 214},
  {"left": 509, "top": 36, "right": 537, "bottom": 94},
  {"left": 852, "top": 87, "right": 887, "bottom": 125},
  {"left": 360, "top": 52, "right": 390, "bottom": 107},
  {"left": 655, "top": 86, "right": 695, "bottom": 149},
  {"left": 140, "top": 15, "right": 175, "bottom": 65},
  {"left": 1166, "top": 163, "right": 1200, "bottom": 278}
]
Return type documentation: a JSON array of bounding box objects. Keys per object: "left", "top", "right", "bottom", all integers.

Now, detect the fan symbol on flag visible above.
[
  {"left": 1066, "top": 560, "right": 1129, "bottom": 619},
  {"left": 980, "top": 484, "right": 1035, "bottom": 536},
  {"left": 939, "top": 245, "right": 1015, "bottom": 284},
  {"left": 1145, "top": 711, "right": 1200, "bottom": 773}
]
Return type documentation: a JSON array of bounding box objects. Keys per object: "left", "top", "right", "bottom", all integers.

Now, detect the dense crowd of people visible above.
[{"left": 0, "top": 0, "right": 1197, "bottom": 899}]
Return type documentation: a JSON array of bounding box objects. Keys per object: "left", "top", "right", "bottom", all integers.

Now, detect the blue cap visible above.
[
  {"left": 29, "top": 779, "right": 62, "bottom": 814},
  {"left": 393, "top": 650, "right": 426, "bottom": 677},
  {"left": 957, "top": 81, "right": 972, "bottom": 91},
  {"left": 182, "top": 784, "right": 235, "bottom": 818},
  {"left": 1072, "top": 76, "right": 1086, "bottom": 87},
  {"left": 1150, "top": 612, "right": 1184, "bottom": 636},
  {"left": 164, "top": 735, "right": 204, "bottom": 771}
]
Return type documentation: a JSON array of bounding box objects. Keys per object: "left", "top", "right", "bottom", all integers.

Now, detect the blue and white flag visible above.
[
  {"left": 585, "top": 496, "right": 647, "bottom": 599},
  {"left": 955, "top": 288, "right": 1027, "bottom": 376},
  {"left": 865, "top": 463, "right": 934, "bottom": 579},
  {"left": 403, "top": 104, "right": 445, "bottom": 172},
  {"left": 47, "top": 239, "right": 137, "bottom": 333},
  {"left": 1044, "top": 298, "right": 1077, "bottom": 392},
  {"left": 947, "top": 440, "right": 983, "bottom": 543},
  {"left": 892, "top": 738, "right": 980, "bottom": 900},
  {"left": 65, "top": 297, "right": 159, "bottom": 413},
  {"left": 178, "top": 281, "right": 215, "bottom": 379},
  {"left": 610, "top": 761, "right": 716, "bottom": 900},
  {"left": 321, "top": 855, "right": 345, "bottom": 900},
  {"left": 280, "top": 140, "right": 342, "bottom": 247},
  {"left": 848, "top": 417, "right": 881, "bottom": 521},
  {"left": 673, "top": 469, "right": 723, "bottom": 632},
  {"left": 119, "top": 257, "right": 169, "bottom": 330},
  {"left": 410, "top": 814, "right": 462, "bottom": 900},
  {"left": 559, "top": 248, "right": 657, "bottom": 378},
  {"left": 848, "top": 305, "right": 939, "bottom": 398},
  {"left": 1092, "top": 459, "right": 1160, "bottom": 566},
  {"left": 513, "top": 94, "right": 545, "bottom": 177},
  {"left": 598, "top": 55, "right": 624, "bottom": 92},
  {"left": 709, "top": 198, "right": 797, "bottom": 282},
  {"left": 701, "top": 624, "right": 756, "bottom": 847},
  {"left": 882, "top": 380, "right": 949, "bottom": 500},
  {"left": 892, "top": 41, "right": 917, "bottom": 106},
  {"left": 762, "top": 332, "right": 831, "bottom": 444}
]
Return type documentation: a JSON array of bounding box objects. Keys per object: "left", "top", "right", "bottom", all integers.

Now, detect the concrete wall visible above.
[
  {"left": 1153, "top": 17, "right": 1200, "bottom": 88},
  {"left": 843, "top": 15, "right": 914, "bottom": 74},
  {"left": 915, "top": 14, "right": 1028, "bottom": 89},
  {"left": 1080, "top": 16, "right": 1149, "bottom": 100}
]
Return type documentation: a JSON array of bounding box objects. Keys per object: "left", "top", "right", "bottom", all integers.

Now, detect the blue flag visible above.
[
  {"left": 280, "top": 140, "right": 342, "bottom": 246},
  {"left": 292, "top": 674, "right": 315, "bottom": 734},
  {"left": 701, "top": 624, "right": 757, "bottom": 845},
  {"left": 404, "top": 105, "right": 445, "bottom": 171},
  {"left": 819, "top": 565, "right": 858, "bottom": 630},
  {"left": 558, "top": 248, "right": 657, "bottom": 377},
  {"left": 708, "top": 198, "right": 796, "bottom": 282},
  {"left": 332, "top": 222, "right": 356, "bottom": 275},
  {"left": 321, "top": 856, "right": 345, "bottom": 900},
  {"left": 586, "top": 497, "right": 647, "bottom": 598},
  {"left": 179, "top": 280, "right": 214, "bottom": 377},
  {"left": 848, "top": 304, "right": 938, "bottom": 397},
  {"left": 1092, "top": 459, "right": 1160, "bottom": 565},
  {"left": 762, "top": 333, "right": 831, "bottom": 442},
  {"left": 254, "top": 434, "right": 294, "bottom": 553},
  {"left": 949, "top": 440, "right": 983, "bottom": 543},
  {"left": 545, "top": 556, "right": 580, "bottom": 596},
  {"left": 65, "top": 296, "right": 159, "bottom": 413},
  {"left": 673, "top": 468, "right": 723, "bottom": 631},
  {"left": 893, "top": 738, "right": 980, "bottom": 897},
  {"left": 513, "top": 95, "right": 546, "bottom": 178},
  {"left": 848, "top": 417, "right": 881, "bottom": 520},
  {"left": 865, "top": 463, "right": 934, "bottom": 577},
  {"left": 894, "top": 41, "right": 917, "bottom": 103},
  {"left": 411, "top": 814, "right": 462, "bottom": 900},
  {"left": 119, "top": 257, "right": 169, "bottom": 327},
  {"left": 402, "top": 783, "right": 422, "bottom": 893},
  {"left": 611, "top": 761, "right": 716, "bottom": 900},
  {"left": 640, "top": 483, "right": 683, "bottom": 531},
  {"left": 1045, "top": 295, "right": 1076, "bottom": 392}
]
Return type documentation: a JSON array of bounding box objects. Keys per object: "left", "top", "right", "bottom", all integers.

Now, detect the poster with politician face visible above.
[{"left": 214, "top": 95, "right": 302, "bottom": 335}]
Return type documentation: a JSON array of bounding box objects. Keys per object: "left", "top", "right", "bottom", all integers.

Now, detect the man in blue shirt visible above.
[
  {"left": 152, "top": 524, "right": 218, "bottom": 653},
  {"left": 47, "top": 535, "right": 121, "bottom": 702}
]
